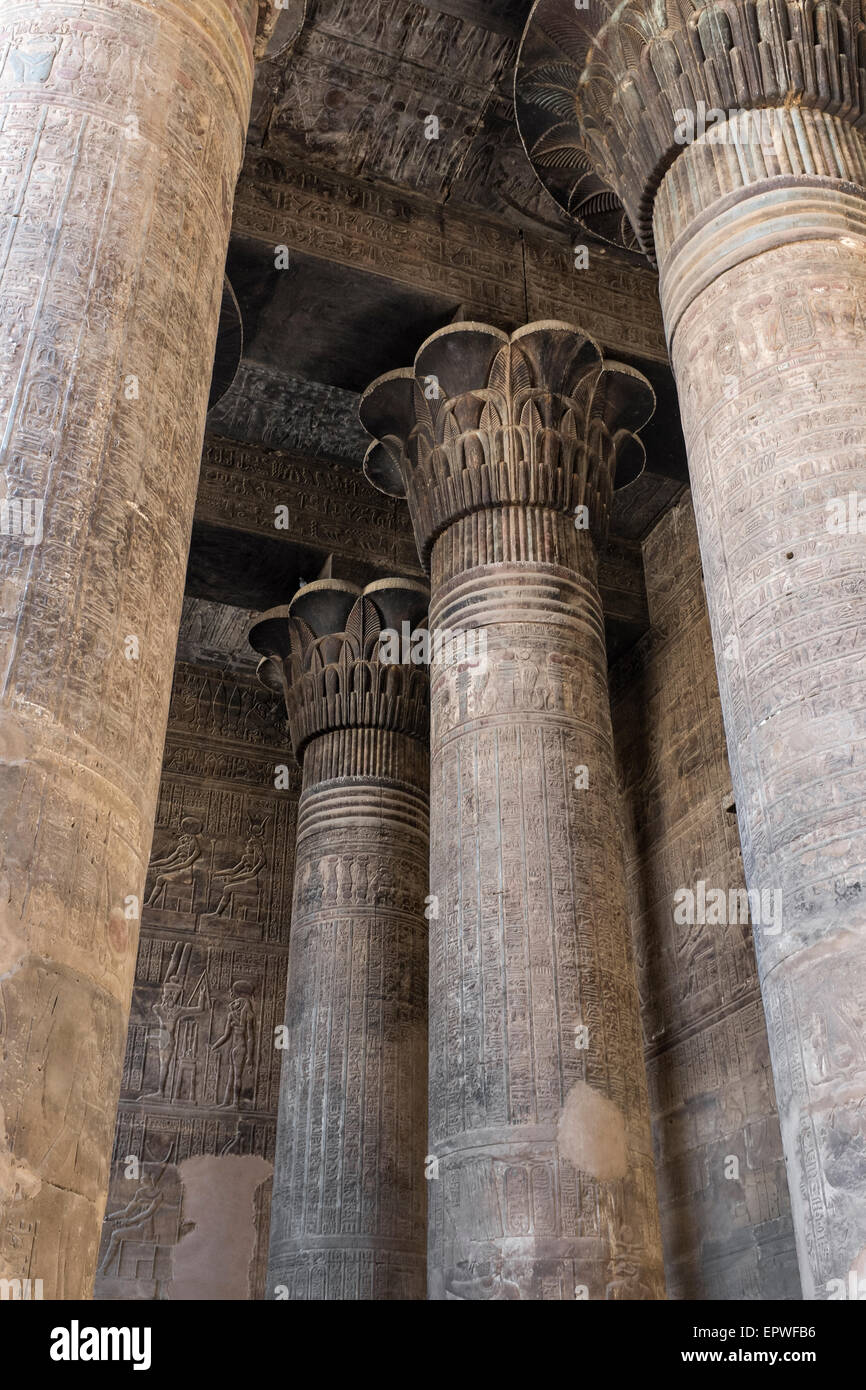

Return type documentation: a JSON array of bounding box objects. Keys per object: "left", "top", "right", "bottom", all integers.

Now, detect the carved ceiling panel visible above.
[{"left": 249, "top": 0, "right": 571, "bottom": 232}]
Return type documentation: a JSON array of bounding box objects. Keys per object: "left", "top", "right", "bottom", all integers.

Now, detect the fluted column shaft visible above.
[
  {"left": 253, "top": 579, "right": 430, "bottom": 1300},
  {"left": 269, "top": 727, "right": 429, "bottom": 1300},
  {"left": 361, "top": 322, "right": 665, "bottom": 1300},
  {"left": 654, "top": 112, "right": 866, "bottom": 1299},
  {"left": 517, "top": 0, "right": 866, "bottom": 1293},
  {"left": 427, "top": 514, "right": 664, "bottom": 1300},
  {"left": 0, "top": 0, "right": 260, "bottom": 1298}
]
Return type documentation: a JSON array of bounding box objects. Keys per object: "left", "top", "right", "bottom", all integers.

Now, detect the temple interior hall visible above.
[{"left": 0, "top": 0, "right": 864, "bottom": 1306}]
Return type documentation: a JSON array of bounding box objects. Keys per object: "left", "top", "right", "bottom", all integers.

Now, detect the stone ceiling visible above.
[
  {"left": 248, "top": 0, "right": 571, "bottom": 234},
  {"left": 193, "top": 0, "right": 688, "bottom": 670}
]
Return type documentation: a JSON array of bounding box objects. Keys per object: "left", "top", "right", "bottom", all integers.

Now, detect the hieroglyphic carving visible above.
[
  {"left": 196, "top": 433, "right": 422, "bottom": 579},
  {"left": 446, "top": 91, "right": 575, "bottom": 235},
  {"left": 176, "top": 597, "right": 262, "bottom": 674},
  {"left": 96, "top": 1112, "right": 276, "bottom": 1299},
  {"left": 0, "top": 0, "right": 258, "bottom": 1299},
  {"left": 362, "top": 321, "right": 665, "bottom": 1298},
  {"left": 517, "top": 0, "right": 866, "bottom": 1299},
  {"left": 123, "top": 937, "right": 284, "bottom": 1118},
  {"left": 196, "top": 433, "right": 651, "bottom": 629},
  {"left": 262, "top": 0, "right": 514, "bottom": 198},
  {"left": 251, "top": 579, "right": 430, "bottom": 1299},
  {"left": 231, "top": 151, "right": 668, "bottom": 361},
  {"left": 523, "top": 238, "right": 666, "bottom": 362},
  {"left": 95, "top": 661, "right": 298, "bottom": 1301},
  {"left": 516, "top": 0, "right": 866, "bottom": 257},
  {"left": 611, "top": 494, "right": 799, "bottom": 1300},
  {"left": 207, "top": 363, "right": 372, "bottom": 463},
  {"left": 247, "top": 0, "right": 575, "bottom": 245},
  {"left": 255, "top": 1, "right": 282, "bottom": 57},
  {"left": 668, "top": 236, "right": 866, "bottom": 1300}
]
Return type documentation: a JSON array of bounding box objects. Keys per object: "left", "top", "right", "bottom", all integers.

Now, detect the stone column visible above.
[
  {"left": 0, "top": 1, "right": 264, "bottom": 1298},
  {"left": 250, "top": 578, "right": 431, "bottom": 1300},
  {"left": 517, "top": 0, "right": 866, "bottom": 1299},
  {"left": 362, "top": 323, "right": 665, "bottom": 1301}
]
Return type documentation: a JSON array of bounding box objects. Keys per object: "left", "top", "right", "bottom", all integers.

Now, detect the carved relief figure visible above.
[
  {"left": 213, "top": 979, "right": 257, "bottom": 1109},
  {"left": 445, "top": 1247, "right": 522, "bottom": 1301},
  {"left": 605, "top": 1254, "right": 653, "bottom": 1300},
  {"left": 7, "top": 40, "right": 59, "bottom": 86},
  {"left": 99, "top": 1179, "right": 164, "bottom": 1277},
  {"left": 207, "top": 818, "right": 268, "bottom": 919},
  {"left": 145, "top": 816, "right": 204, "bottom": 908},
  {"left": 145, "top": 944, "right": 210, "bottom": 1100}
]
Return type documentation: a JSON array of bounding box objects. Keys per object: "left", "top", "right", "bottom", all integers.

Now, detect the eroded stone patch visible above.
[
  {"left": 170, "top": 1154, "right": 272, "bottom": 1300},
  {"left": 557, "top": 1080, "right": 628, "bottom": 1181}
]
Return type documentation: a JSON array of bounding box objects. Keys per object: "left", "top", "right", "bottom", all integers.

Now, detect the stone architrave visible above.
[
  {"left": 0, "top": 0, "right": 265, "bottom": 1299},
  {"left": 517, "top": 0, "right": 866, "bottom": 1299},
  {"left": 361, "top": 321, "right": 665, "bottom": 1301},
  {"left": 250, "top": 578, "right": 431, "bottom": 1300}
]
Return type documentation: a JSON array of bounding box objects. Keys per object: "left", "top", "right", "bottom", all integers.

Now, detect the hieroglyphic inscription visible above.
[
  {"left": 427, "top": 584, "right": 664, "bottom": 1299},
  {"left": 207, "top": 363, "right": 371, "bottom": 463},
  {"left": 196, "top": 433, "right": 649, "bottom": 628},
  {"left": 670, "top": 237, "right": 866, "bottom": 1299},
  {"left": 362, "top": 322, "right": 665, "bottom": 1298},
  {"left": 269, "top": 797, "right": 429, "bottom": 1300},
  {"left": 232, "top": 151, "right": 668, "bottom": 360},
  {"left": 254, "top": 582, "right": 430, "bottom": 1300},
  {"left": 611, "top": 495, "right": 799, "bottom": 1299},
  {"left": 95, "top": 663, "right": 298, "bottom": 1301},
  {"left": 0, "top": 0, "right": 257, "bottom": 1299},
  {"left": 263, "top": 0, "right": 514, "bottom": 198},
  {"left": 197, "top": 434, "right": 422, "bottom": 579}
]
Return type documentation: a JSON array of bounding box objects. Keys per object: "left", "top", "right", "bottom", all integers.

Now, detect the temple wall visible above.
[
  {"left": 94, "top": 661, "right": 299, "bottom": 1301},
  {"left": 611, "top": 494, "right": 801, "bottom": 1300}
]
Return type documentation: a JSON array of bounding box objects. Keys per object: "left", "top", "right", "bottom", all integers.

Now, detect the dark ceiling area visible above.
[
  {"left": 184, "top": 520, "right": 389, "bottom": 612},
  {"left": 226, "top": 238, "right": 462, "bottom": 392}
]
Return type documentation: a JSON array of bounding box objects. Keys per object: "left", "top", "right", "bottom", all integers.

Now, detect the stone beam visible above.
[
  {"left": 197, "top": 435, "right": 421, "bottom": 581},
  {"left": 231, "top": 150, "right": 668, "bottom": 362},
  {"left": 195, "top": 434, "right": 649, "bottom": 633}
]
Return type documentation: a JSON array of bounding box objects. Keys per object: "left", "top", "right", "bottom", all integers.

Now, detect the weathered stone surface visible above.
[
  {"left": 232, "top": 150, "right": 668, "bottom": 362},
  {"left": 516, "top": 0, "right": 866, "bottom": 257},
  {"left": 175, "top": 597, "right": 262, "bottom": 675},
  {"left": 193, "top": 432, "right": 651, "bottom": 641},
  {"left": 663, "top": 215, "right": 866, "bottom": 1301},
  {"left": 363, "top": 322, "right": 665, "bottom": 1299},
  {"left": 612, "top": 494, "right": 799, "bottom": 1300},
  {"left": 647, "top": 114, "right": 866, "bottom": 1301},
  {"left": 518, "top": 1, "right": 866, "bottom": 1299},
  {"left": 208, "top": 363, "right": 373, "bottom": 464},
  {"left": 0, "top": 0, "right": 258, "bottom": 1298},
  {"left": 94, "top": 661, "right": 297, "bottom": 1301},
  {"left": 197, "top": 434, "right": 422, "bottom": 579},
  {"left": 251, "top": 579, "right": 430, "bottom": 1299}
]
